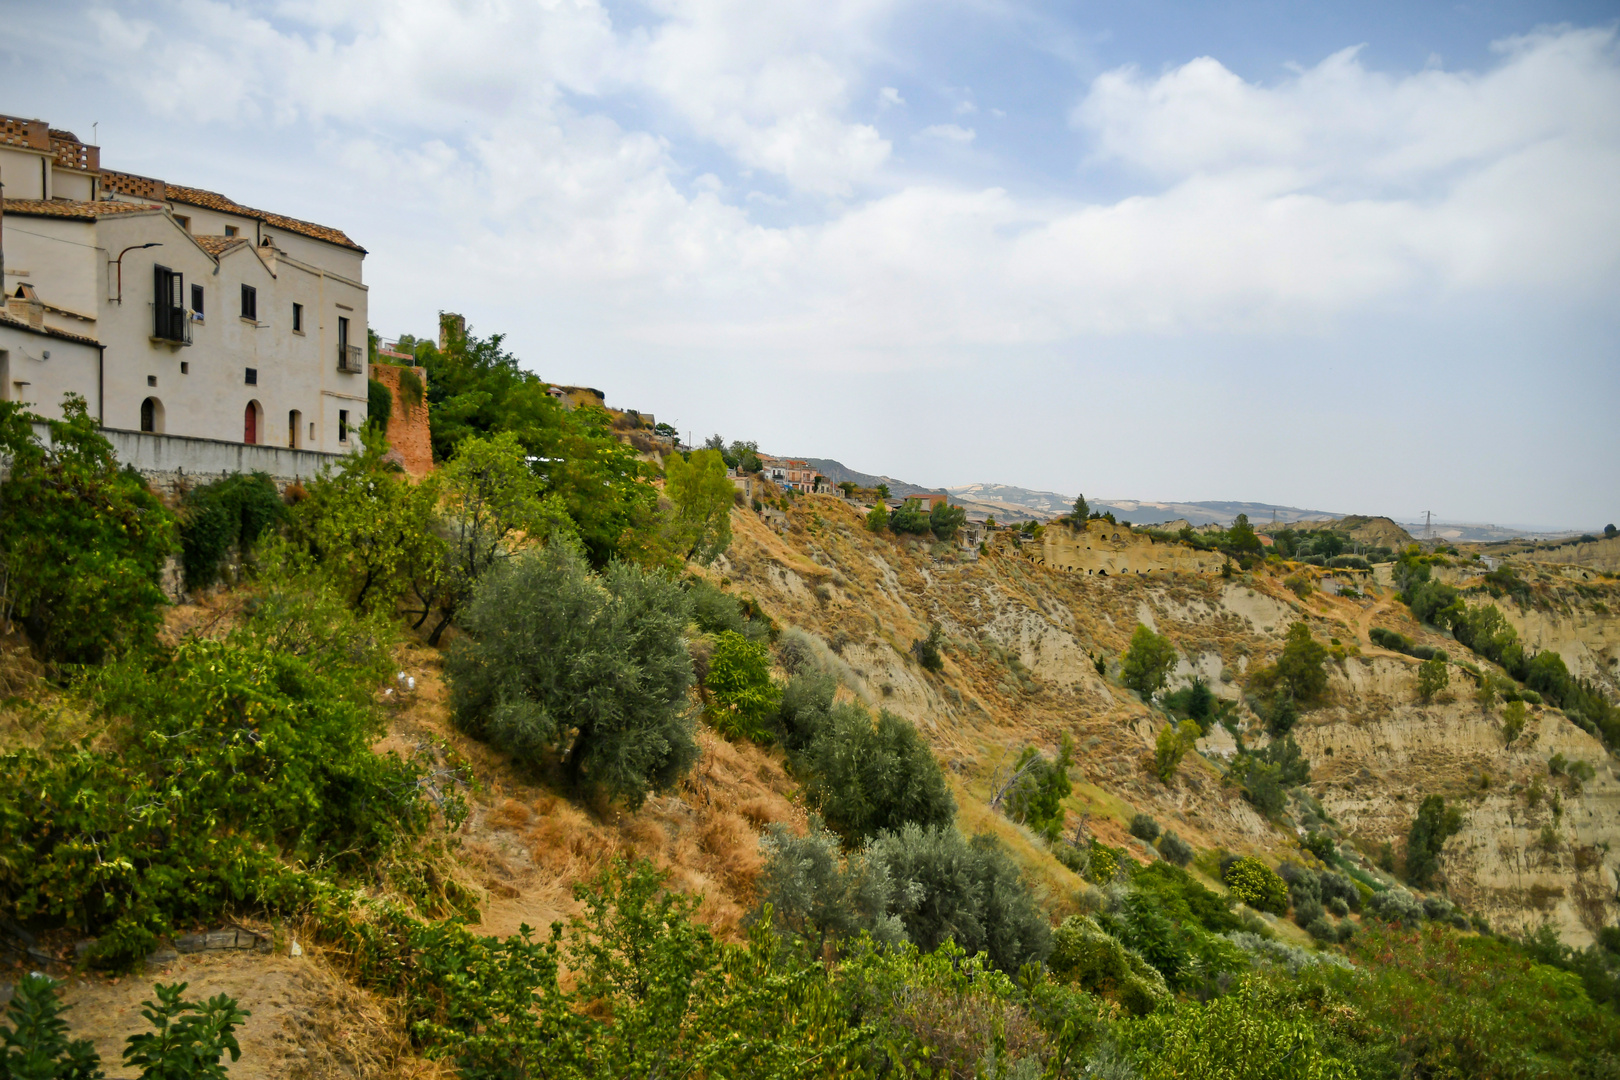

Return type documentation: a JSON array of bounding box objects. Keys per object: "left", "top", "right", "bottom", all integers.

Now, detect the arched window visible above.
[
  {"left": 244, "top": 400, "right": 262, "bottom": 444},
  {"left": 140, "top": 397, "right": 163, "bottom": 433}
]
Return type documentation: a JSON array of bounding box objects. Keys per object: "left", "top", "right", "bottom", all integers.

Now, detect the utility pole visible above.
[{"left": 1423, "top": 510, "right": 1433, "bottom": 540}]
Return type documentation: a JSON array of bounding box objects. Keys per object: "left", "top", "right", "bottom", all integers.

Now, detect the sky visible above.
[{"left": 3, "top": 1, "right": 1618, "bottom": 528}]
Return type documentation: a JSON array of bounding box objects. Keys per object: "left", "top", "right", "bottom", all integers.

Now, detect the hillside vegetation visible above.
[{"left": 3, "top": 333, "right": 1620, "bottom": 1079}]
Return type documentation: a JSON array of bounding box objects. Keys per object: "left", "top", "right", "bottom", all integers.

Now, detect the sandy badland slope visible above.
[{"left": 31, "top": 495, "right": 1620, "bottom": 1070}]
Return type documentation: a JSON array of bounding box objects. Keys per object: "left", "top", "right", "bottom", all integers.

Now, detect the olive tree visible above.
[{"left": 446, "top": 542, "right": 697, "bottom": 807}]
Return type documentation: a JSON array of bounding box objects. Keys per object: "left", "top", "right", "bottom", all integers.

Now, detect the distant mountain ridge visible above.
[
  {"left": 790, "top": 461, "right": 1340, "bottom": 526},
  {"left": 789, "top": 460, "right": 1586, "bottom": 538}
]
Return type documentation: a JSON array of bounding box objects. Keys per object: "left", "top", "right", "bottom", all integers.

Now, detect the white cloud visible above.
[
  {"left": 879, "top": 86, "right": 906, "bottom": 107},
  {"left": 916, "top": 123, "right": 976, "bottom": 144}
]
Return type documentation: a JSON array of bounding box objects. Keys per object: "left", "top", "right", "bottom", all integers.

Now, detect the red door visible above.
[{"left": 244, "top": 402, "right": 257, "bottom": 444}]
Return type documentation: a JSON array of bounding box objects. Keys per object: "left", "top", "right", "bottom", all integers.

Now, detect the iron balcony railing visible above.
[{"left": 337, "top": 343, "right": 363, "bottom": 373}]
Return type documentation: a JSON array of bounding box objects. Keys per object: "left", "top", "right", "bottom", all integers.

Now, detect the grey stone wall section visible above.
[{"left": 15, "top": 421, "right": 353, "bottom": 492}]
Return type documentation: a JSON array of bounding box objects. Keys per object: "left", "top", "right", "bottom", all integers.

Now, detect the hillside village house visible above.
[
  {"left": 1, "top": 113, "right": 367, "bottom": 453},
  {"left": 759, "top": 455, "right": 819, "bottom": 493}
]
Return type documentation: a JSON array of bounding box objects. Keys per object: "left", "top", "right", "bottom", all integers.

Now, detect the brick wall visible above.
[{"left": 372, "top": 362, "right": 434, "bottom": 477}]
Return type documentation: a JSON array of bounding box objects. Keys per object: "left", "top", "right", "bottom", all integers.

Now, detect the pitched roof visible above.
[
  {"left": 192, "top": 234, "right": 251, "bottom": 257},
  {"left": 0, "top": 312, "right": 101, "bottom": 347},
  {"left": 1, "top": 198, "right": 161, "bottom": 221},
  {"left": 164, "top": 185, "right": 364, "bottom": 253}
]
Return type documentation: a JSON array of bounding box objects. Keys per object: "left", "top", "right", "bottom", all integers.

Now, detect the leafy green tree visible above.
[
  {"left": 1154, "top": 720, "right": 1201, "bottom": 783},
  {"left": 366, "top": 376, "right": 392, "bottom": 431},
  {"left": 876, "top": 483, "right": 890, "bottom": 500},
  {"left": 447, "top": 542, "right": 697, "bottom": 806},
  {"left": 1273, "top": 621, "right": 1329, "bottom": 703},
  {"left": 801, "top": 704, "right": 956, "bottom": 842},
  {"left": 409, "top": 324, "right": 659, "bottom": 566},
  {"left": 867, "top": 823, "right": 1052, "bottom": 975},
  {"left": 837, "top": 481, "right": 857, "bottom": 498},
  {"left": 412, "top": 431, "right": 571, "bottom": 644},
  {"left": 1122, "top": 624, "right": 1179, "bottom": 697},
  {"left": 1416, "top": 654, "right": 1450, "bottom": 702},
  {"left": 888, "top": 499, "right": 932, "bottom": 535},
  {"left": 864, "top": 503, "right": 889, "bottom": 532},
  {"left": 928, "top": 500, "right": 966, "bottom": 540},
  {"left": 1003, "top": 736, "right": 1074, "bottom": 842},
  {"left": 1225, "top": 513, "right": 1262, "bottom": 555},
  {"left": 121, "top": 982, "right": 249, "bottom": 1080},
  {"left": 0, "top": 396, "right": 177, "bottom": 664},
  {"left": 1073, "top": 493, "right": 1089, "bottom": 521},
  {"left": 663, "top": 448, "right": 734, "bottom": 564},
  {"left": 1406, "top": 794, "right": 1464, "bottom": 887},
  {"left": 728, "top": 440, "right": 762, "bottom": 474},
  {"left": 1232, "top": 735, "right": 1310, "bottom": 815},
  {"left": 292, "top": 430, "right": 444, "bottom": 613},
  {"left": 704, "top": 630, "right": 781, "bottom": 741},
  {"left": 0, "top": 973, "right": 103, "bottom": 1079},
  {"left": 1606, "top": 524, "right": 1617, "bottom": 539}
]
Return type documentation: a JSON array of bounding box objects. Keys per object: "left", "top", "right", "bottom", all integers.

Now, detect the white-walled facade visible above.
[{"left": 1, "top": 113, "right": 368, "bottom": 452}]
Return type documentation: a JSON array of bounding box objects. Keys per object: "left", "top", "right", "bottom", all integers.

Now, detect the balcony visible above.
[
  {"left": 337, "top": 343, "right": 363, "bottom": 373},
  {"left": 152, "top": 304, "right": 192, "bottom": 346}
]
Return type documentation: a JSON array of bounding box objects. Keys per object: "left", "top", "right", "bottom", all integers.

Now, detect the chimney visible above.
[
  {"left": 439, "top": 311, "right": 465, "bottom": 352},
  {"left": 7, "top": 283, "right": 44, "bottom": 329}
]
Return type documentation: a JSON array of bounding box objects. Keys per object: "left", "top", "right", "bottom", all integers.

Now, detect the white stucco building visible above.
[{"left": 1, "top": 113, "right": 368, "bottom": 453}]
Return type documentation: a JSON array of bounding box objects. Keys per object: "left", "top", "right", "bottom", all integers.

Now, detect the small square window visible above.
[
  {"left": 245, "top": 368, "right": 257, "bottom": 385},
  {"left": 240, "top": 284, "right": 257, "bottom": 321},
  {"left": 190, "top": 284, "right": 204, "bottom": 317},
  {"left": 338, "top": 409, "right": 350, "bottom": 443},
  {"left": 225, "top": 225, "right": 240, "bottom": 237},
  {"left": 147, "top": 375, "right": 157, "bottom": 387},
  {"left": 292, "top": 302, "right": 303, "bottom": 333},
  {"left": 174, "top": 214, "right": 191, "bottom": 232},
  {"left": 181, "top": 362, "right": 189, "bottom": 374}
]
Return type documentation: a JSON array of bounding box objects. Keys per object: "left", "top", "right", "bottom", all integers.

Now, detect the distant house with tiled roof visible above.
[{"left": 1, "top": 112, "right": 368, "bottom": 454}]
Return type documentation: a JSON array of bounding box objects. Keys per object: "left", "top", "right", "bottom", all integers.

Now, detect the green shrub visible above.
[
  {"left": 447, "top": 542, "right": 697, "bottom": 808},
  {"left": 1223, "top": 857, "right": 1289, "bottom": 915},
  {"left": 1047, "top": 915, "right": 1168, "bottom": 1016},
  {"left": 1158, "top": 830, "right": 1194, "bottom": 867},
  {"left": 911, "top": 624, "right": 946, "bottom": 672},
  {"left": 178, "top": 472, "right": 286, "bottom": 590},
  {"left": 0, "top": 637, "right": 436, "bottom": 966},
  {"left": 122, "top": 981, "right": 251, "bottom": 1080},
  {"left": 367, "top": 376, "right": 392, "bottom": 431},
  {"left": 754, "top": 815, "right": 906, "bottom": 952},
  {"left": 1122, "top": 624, "right": 1179, "bottom": 697},
  {"left": 772, "top": 669, "right": 837, "bottom": 756},
  {"left": 865, "top": 503, "right": 889, "bottom": 532},
  {"left": 801, "top": 704, "right": 955, "bottom": 842},
  {"left": 0, "top": 396, "right": 177, "bottom": 664},
  {"left": 0, "top": 972, "right": 102, "bottom": 1078},
  {"left": 1247, "top": 622, "right": 1329, "bottom": 711},
  {"left": 1154, "top": 719, "right": 1200, "bottom": 782},
  {"left": 0, "top": 973, "right": 249, "bottom": 1080},
  {"left": 869, "top": 823, "right": 1051, "bottom": 975},
  {"left": 704, "top": 630, "right": 782, "bottom": 741},
  {"left": 1231, "top": 735, "right": 1311, "bottom": 816},
  {"left": 1129, "top": 813, "right": 1161, "bottom": 842}
]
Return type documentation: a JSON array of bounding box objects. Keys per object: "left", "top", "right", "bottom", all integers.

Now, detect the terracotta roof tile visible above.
[
  {"left": 164, "top": 185, "right": 364, "bottom": 253},
  {"left": 0, "top": 312, "right": 101, "bottom": 347},
  {"left": 192, "top": 234, "right": 251, "bottom": 257},
  {"left": 1, "top": 198, "right": 161, "bottom": 220}
]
